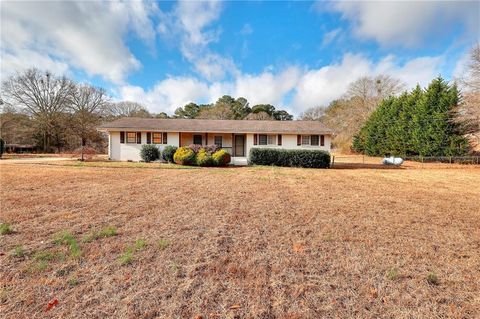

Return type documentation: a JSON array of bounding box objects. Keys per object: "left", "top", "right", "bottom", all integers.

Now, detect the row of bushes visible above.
[
  {"left": 140, "top": 144, "right": 231, "bottom": 167},
  {"left": 249, "top": 148, "right": 330, "bottom": 168}
]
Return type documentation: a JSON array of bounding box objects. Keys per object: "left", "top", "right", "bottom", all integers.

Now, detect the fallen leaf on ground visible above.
[
  {"left": 292, "top": 243, "right": 305, "bottom": 253},
  {"left": 46, "top": 298, "right": 58, "bottom": 311}
]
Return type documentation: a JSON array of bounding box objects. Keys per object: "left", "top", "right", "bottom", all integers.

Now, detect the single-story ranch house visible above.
[{"left": 98, "top": 118, "right": 333, "bottom": 165}]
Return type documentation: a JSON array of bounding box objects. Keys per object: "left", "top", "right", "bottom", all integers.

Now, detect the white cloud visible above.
[
  {"left": 327, "top": 1, "right": 479, "bottom": 47},
  {"left": 233, "top": 67, "right": 301, "bottom": 107},
  {"left": 239, "top": 23, "right": 253, "bottom": 36},
  {"left": 292, "top": 53, "right": 443, "bottom": 113},
  {"left": 0, "top": 1, "right": 158, "bottom": 83},
  {"left": 158, "top": 0, "right": 237, "bottom": 81},
  {"left": 119, "top": 53, "right": 444, "bottom": 117},
  {"left": 321, "top": 28, "right": 341, "bottom": 47},
  {"left": 119, "top": 77, "right": 213, "bottom": 114}
]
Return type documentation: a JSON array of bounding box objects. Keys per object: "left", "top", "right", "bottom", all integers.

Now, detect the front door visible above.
[{"left": 234, "top": 134, "right": 245, "bottom": 157}]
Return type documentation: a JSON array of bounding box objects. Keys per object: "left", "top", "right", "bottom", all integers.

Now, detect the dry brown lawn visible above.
[{"left": 1, "top": 161, "right": 479, "bottom": 318}]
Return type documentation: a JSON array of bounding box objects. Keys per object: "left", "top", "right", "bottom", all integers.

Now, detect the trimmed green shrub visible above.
[
  {"left": 140, "top": 144, "right": 160, "bottom": 162},
  {"left": 196, "top": 148, "right": 214, "bottom": 166},
  {"left": 162, "top": 145, "right": 178, "bottom": 163},
  {"left": 173, "top": 147, "right": 196, "bottom": 165},
  {"left": 249, "top": 148, "right": 330, "bottom": 168},
  {"left": 212, "top": 149, "right": 231, "bottom": 166}
]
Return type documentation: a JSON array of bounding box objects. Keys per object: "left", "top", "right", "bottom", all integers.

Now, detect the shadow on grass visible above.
[{"left": 331, "top": 163, "right": 404, "bottom": 169}]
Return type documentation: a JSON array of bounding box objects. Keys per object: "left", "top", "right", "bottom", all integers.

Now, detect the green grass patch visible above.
[
  {"left": 158, "top": 238, "right": 170, "bottom": 250},
  {"left": 118, "top": 247, "right": 134, "bottom": 265},
  {"left": 27, "top": 250, "right": 60, "bottom": 273},
  {"left": 170, "top": 262, "right": 181, "bottom": 275},
  {"left": 12, "top": 245, "right": 25, "bottom": 258},
  {"left": 99, "top": 226, "right": 118, "bottom": 238},
  {"left": 386, "top": 268, "right": 398, "bottom": 281},
  {"left": 33, "top": 251, "right": 57, "bottom": 262},
  {"left": 427, "top": 272, "right": 439, "bottom": 285},
  {"left": 68, "top": 277, "right": 79, "bottom": 286},
  {"left": 54, "top": 231, "right": 81, "bottom": 258},
  {"left": 117, "top": 238, "right": 148, "bottom": 266},
  {"left": 0, "top": 223, "right": 13, "bottom": 235},
  {"left": 134, "top": 238, "right": 147, "bottom": 251},
  {"left": 82, "top": 226, "right": 118, "bottom": 243},
  {"left": 29, "top": 260, "right": 49, "bottom": 273}
]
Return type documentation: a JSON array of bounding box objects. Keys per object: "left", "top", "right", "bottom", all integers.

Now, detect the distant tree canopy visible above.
[
  {"left": 173, "top": 95, "right": 293, "bottom": 121},
  {"left": 352, "top": 77, "right": 471, "bottom": 157}
]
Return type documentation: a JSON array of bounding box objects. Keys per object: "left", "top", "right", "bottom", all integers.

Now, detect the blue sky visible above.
[{"left": 1, "top": 1, "right": 479, "bottom": 116}]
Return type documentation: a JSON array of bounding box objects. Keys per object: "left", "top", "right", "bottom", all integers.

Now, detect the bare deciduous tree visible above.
[
  {"left": 347, "top": 74, "right": 406, "bottom": 121},
  {"left": 300, "top": 74, "right": 406, "bottom": 151},
  {"left": 196, "top": 104, "right": 234, "bottom": 120},
  {"left": 456, "top": 44, "right": 480, "bottom": 147},
  {"left": 106, "top": 101, "right": 151, "bottom": 118},
  {"left": 69, "top": 84, "right": 108, "bottom": 160},
  {"left": 2, "top": 69, "right": 74, "bottom": 151},
  {"left": 299, "top": 106, "right": 326, "bottom": 121},
  {"left": 244, "top": 111, "right": 273, "bottom": 120}
]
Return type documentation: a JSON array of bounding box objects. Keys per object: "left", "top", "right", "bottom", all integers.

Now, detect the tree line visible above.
[{"left": 173, "top": 96, "right": 293, "bottom": 121}]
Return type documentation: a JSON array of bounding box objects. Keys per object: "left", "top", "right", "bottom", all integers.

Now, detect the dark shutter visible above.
[
  {"left": 163, "top": 132, "right": 167, "bottom": 144},
  {"left": 136, "top": 132, "right": 141, "bottom": 144},
  {"left": 120, "top": 131, "right": 125, "bottom": 143},
  {"left": 278, "top": 134, "right": 282, "bottom": 146},
  {"left": 320, "top": 135, "right": 325, "bottom": 146},
  {"left": 146, "top": 132, "right": 151, "bottom": 144},
  {"left": 254, "top": 134, "right": 258, "bottom": 145},
  {"left": 297, "top": 135, "right": 301, "bottom": 146}
]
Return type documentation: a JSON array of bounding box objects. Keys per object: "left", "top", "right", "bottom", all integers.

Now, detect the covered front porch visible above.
[{"left": 178, "top": 132, "right": 247, "bottom": 161}]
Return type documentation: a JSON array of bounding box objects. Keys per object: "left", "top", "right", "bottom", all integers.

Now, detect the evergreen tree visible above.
[{"left": 352, "top": 77, "right": 471, "bottom": 157}]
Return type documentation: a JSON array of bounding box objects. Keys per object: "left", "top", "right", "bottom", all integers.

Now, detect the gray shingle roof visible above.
[{"left": 98, "top": 117, "right": 333, "bottom": 134}]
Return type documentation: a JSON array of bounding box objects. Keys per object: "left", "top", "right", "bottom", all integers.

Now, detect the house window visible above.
[
  {"left": 152, "top": 132, "right": 162, "bottom": 144},
  {"left": 258, "top": 134, "right": 267, "bottom": 145},
  {"left": 259, "top": 134, "right": 276, "bottom": 145},
  {"left": 193, "top": 134, "right": 203, "bottom": 145},
  {"left": 311, "top": 135, "right": 319, "bottom": 146},
  {"left": 267, "top": 135, "right": 276, "bottom": 145},
  {"left": 214, "top": 136, "right": 222, "bottom": 147},
  {"left": 301, "top": 135, "right": 310, "bottom": 145},
  {"left": 126, "top": 132, "right": 136, "bottom": 143}
]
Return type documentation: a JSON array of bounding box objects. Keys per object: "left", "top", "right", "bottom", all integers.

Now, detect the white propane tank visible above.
[{"left": 382, "top": 156, "right": 404, "bottom": 166}]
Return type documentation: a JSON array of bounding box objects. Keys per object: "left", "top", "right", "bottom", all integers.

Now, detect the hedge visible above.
[
  {"left": 162, "top": 145, "right": 177, "bottom": 163},
  {"left": 249, "top": 148, "right": 330, "bottom": 168},
  {"left": 140, "top": 144, "right": 160, "bottom": 162}
]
